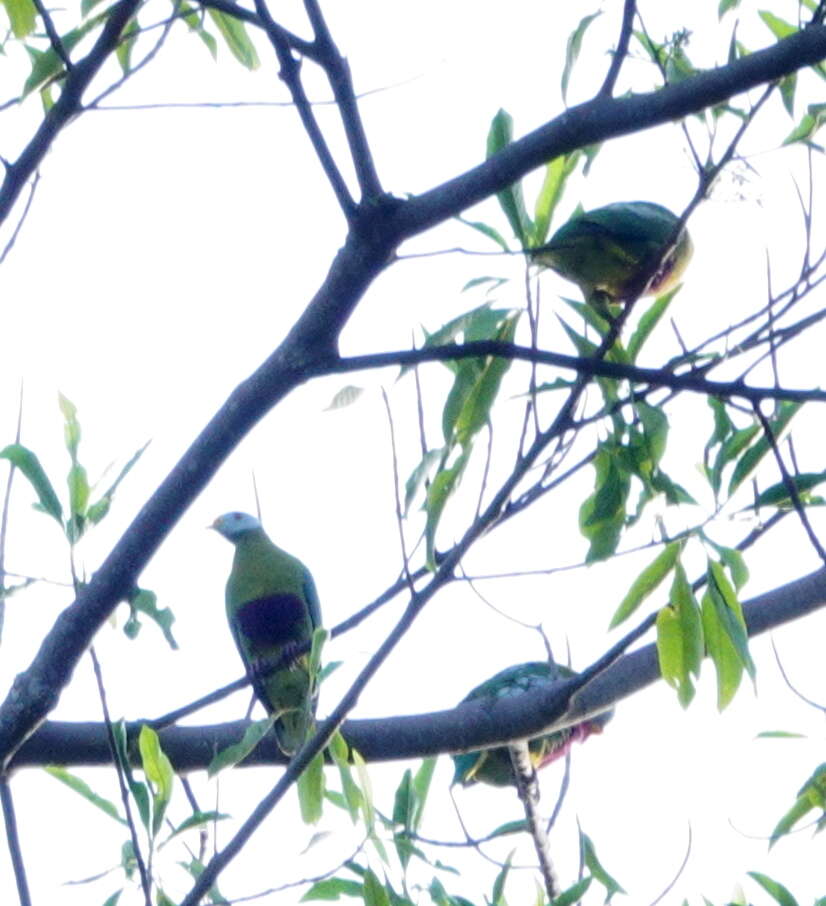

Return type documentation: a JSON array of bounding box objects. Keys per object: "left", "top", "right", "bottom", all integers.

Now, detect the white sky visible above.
[{"left": 1, "top": 1, "right": 825, "bottom": 904}]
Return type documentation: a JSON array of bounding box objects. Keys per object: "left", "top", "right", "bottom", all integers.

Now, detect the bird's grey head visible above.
[{"left": 211, "top": 511, "right": 262, "bottom": 541}]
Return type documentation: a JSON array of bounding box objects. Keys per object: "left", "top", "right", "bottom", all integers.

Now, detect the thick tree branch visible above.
[
  {"left": 391, "top": 26, "right": 826, "bottom": 237},
  {"left": 11, "top": 559, "right": 826, "bottom": 773}
]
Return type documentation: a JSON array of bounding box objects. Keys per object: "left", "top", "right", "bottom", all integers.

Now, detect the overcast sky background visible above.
[{"left": 1, "top": 1, "right": 825, "bottom": 904}]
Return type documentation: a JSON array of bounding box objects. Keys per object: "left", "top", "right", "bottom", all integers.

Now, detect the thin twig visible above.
[
  {"left": 0, "top": 172, "right": 40, "bottom": 266},
  {"left": 0, "top": 384, "right": 23, "bottom": 644},
  {"left": 648, "top": 825, "right": 692, "bottom": 906},
  {"left": 599, "top": 0, "right": 636, "bottom": 97},
  {"left": 87, "top": 1, "right": 179, "bottom": 109},
  {"left": 771, "top": 638, "right": 826, "bottom": 713},
  {"left": 253, "top": 0, "right": 356, "bottom": 217},
  {"left": 382, "top": 388, "right": 414, "bottom": 590},
  {"left": 753, "top": 401, "right": 826, "bottom": 564},
  {"left": 302, "top": 0, "right": 382, "bottom": 198},
  {"left": 0, "top": 777, "right": 32, "bottom": 906},
  {"left": 89, "top": 646, "right": 152, "bottom": 905},
  {"left": 31, "top": 0, "right": 73, "bottom": 68}
]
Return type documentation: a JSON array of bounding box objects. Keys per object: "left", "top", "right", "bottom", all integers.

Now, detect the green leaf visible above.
[
  {"left": 701, "top": 561, "right": 754, "bottom": 709},
  {"left": 627, "top": 288, "right": 678, "bottom": 362},
  {"left": 636, "top": 401, "right": 668, "bottom": 467},
  {"left": 778, "top": 72, "right": 797, "bottom": 117},
  {"left": 456, "top": 216, "right": 511, "bottom": 252},
  {"left": 22, "top": 14, "right": 106, "bottom": 95},
  {"left": 302, "top": 878, "right": 363, "bottom": 901},
  {"left": 558, "top": 316, "right": 598, "bottom": 358},
  {"left": 125, "top": 587, "right": 178, "bottom": 649},
  {"left": 656, "top": 563, "right": 703, "bottom": 707},
  {"left": 759, "top": 11, "right": 797, "bottom": 41},
  {"left": 769, "top": 763, "right": 826, "bottom": 845},
  {"left": 0, "top": 444, "right": 62, "bottom": 523},
  {"left": 207, "top": 716, "right": 276, "bottom": 776},
  {"left": 298, "top": 750, "right": 326, "bottom": 825},
  {"left": 206, "top": 8, "right": 259, "bottom": 68},
  {"left": 328, "top": 731, "right": 363, "bottom": 823},
  {"left": 783, "top": 103, "right": 826, "bottom": 145},
  {"left": 67, "top": 463, "right": 90, "bottom": 519},
  {"left": 490, "top": 853, "right": 513, "bottom": 906},
  {"left": 115, "top": 17, "right": 139, "bottom": 72},
  {"left": 353, "top": 748, "right": 374, "bottom": 831},
  {"left": 580, "top": 831, "right": 625, "bottom": 900},
  {"left": 580, "top": 446, "right": 631, "bottom": 562},
  {"left": 553, "top": 878, "right": 592, "bottom": 906},
  {"left": 610, "top": 541, "right": 681, "bottom": 627},
  {"left": 718, "top": 0, "right": 741, "bottom": 16},
  {"left": 325, "top": 386, "right": 364, "bottom": 411},
  {"left": 410, "top": 757, "right": 435, "bottom": 831},
  {"left": 486, "top": 819, "right": 528, "bottom": 837},
  {"left": 533, "top": 151, "right": 581, "bottom": 245},
  {"left": 747, "top": 872, "right": 800, "bottom": 906},
  {"left": 362, "top": 869, "right": 391, "bottom": 906},
  {"left": 728, "top": 402, "right": 800, "bottom": 495},
  {"left": 424, "top": 448, "right": 470, "bottom": 568},
  {"left": 392, "top": 770, "right": 413, "bottom": 831},
  {"left": 87, "top": 439, "right": 150, "bottom": 527},
  {"left": 1, "top": 0, "right": 36, "bottom": 37},
  {"left": 486, "top": 110, "right": 532, "bottom": 246},
  {"left": 561, "top": 11, "right": 602, "bottom": 102},
  {"left": 165, "top": 810, "right": 230, "bottom": 841},
  {"left": 756, "top": 731, "right": 806, "bottom": 739},
  {"left": 451, "top": 315, "right": 518, "bottom": 446},
  {"left": 44, "top": 766, "right": 126, "bottom": 824},
  {"left": 111, "top": 722, "right": 150, "bottom": 830},
  {"left": 138, "top": 724, "right": 174, "bottom": 836},
  {"left": 702, "top": 538, "right": 749, "bottom": 590}
]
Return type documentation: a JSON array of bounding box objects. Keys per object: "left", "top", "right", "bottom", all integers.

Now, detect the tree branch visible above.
[
  {"left": 330, "top": 340, "right": 826, "bottom": 406},
  {"left": 0, "top": 0, "right": 142, "bottom": 223},
  {"left": 254, "top": 0, "right": 356, "bottom": 217},
  {"left": 11, "top": 566, "right": 826, "bottom": 771}
]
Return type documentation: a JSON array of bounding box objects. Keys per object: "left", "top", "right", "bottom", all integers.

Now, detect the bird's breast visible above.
[{"left": 235, "top": 593, "right": 309, "bottom": 647}]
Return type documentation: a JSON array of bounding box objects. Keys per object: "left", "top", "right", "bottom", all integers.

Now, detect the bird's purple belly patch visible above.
[{"left": 236, "top": 594, "right": 306, "bottom": 646}]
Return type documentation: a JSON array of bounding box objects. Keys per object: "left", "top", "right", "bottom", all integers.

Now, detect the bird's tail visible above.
[{"left": 274, "top": 705, "right": 314, "bottom": 756}]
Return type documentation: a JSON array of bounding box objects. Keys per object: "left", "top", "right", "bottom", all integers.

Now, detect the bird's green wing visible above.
[
  {"left": 451, "top": 661, "right": 612, "bottom": 788},
  {"left": 529, "top": 201, "right": 692, "bottom": 304}
]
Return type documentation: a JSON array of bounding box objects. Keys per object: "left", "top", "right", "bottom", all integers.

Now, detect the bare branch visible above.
[
  {"left": 598, "top": 0, "right": 636, "bottom": 98},
  {"left": 0, "top": 778, "right": 32, "bottom": 906},
  {"left": 253, "top": 0, "right": 356, "bottom": 217}
]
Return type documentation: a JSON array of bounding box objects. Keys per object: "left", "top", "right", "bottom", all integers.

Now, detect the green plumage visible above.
[
  {"left": 212, "top": 512, "right": 321, "bottom": 756},
  {"left": 451, "top": 661, "right": 613, "bottom": 788},
  {"left": 529, "top": 201, "right": 692, "bottom": 309}
]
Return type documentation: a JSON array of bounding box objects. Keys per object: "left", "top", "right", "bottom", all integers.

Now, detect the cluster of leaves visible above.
[
  {"left": 48, "top": 723, "right": 229, "bottom": 906},
  {"left": 0, "top": 0, "right": 260, "bottom": 110},
  {"left": 635, "top": 3, "right": 826, "bottom": 149},
  {"left": 0, "top": 394, "right": 175, "bottom": 645},
  {"left": 301, "top": 756, "right": 623, "bottom": 906}
]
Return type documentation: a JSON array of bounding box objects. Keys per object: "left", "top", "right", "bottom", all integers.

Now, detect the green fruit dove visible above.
[
  {"left": 212, "top": 511, "right": 322, "bottom": 756},
  {"left": 529, "top": 201, "right": 692, "bottom": 310},
  {"left": 451, "top": 661, "right": 612, "bottom": 788}
]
